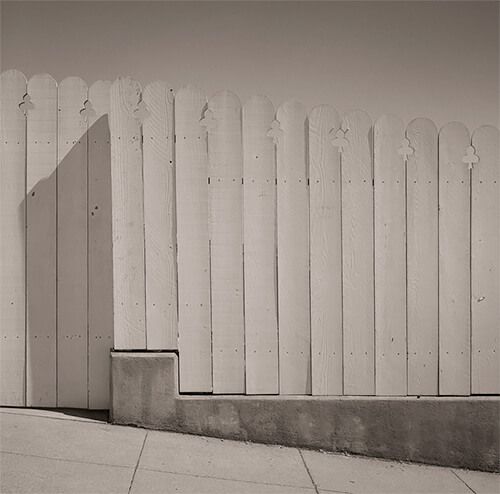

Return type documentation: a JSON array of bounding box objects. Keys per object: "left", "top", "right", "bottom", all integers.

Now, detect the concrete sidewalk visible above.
[{"left": 0, "top": 408, "right": 498, "bottom": 494}]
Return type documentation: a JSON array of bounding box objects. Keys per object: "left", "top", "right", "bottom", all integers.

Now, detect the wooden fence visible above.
[{"left": 1, "top": 71, "right": 498, "bottom": 408}]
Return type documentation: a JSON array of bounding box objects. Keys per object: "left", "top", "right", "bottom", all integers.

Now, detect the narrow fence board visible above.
[
  {"left": 208, "top": 90, "right": 245, "bottom": 394},
  {"left": 243, "top": 95, "right": 278, "bottom": 395},
  {"left": 341, "top": 109, "right": 374, "bottom": 396},
  {"left": 276, "top": 101, "right": 311, "bottom": 395},
  {"left": 0, "top": 69, "right": 27, "bottom": 406},
  {"left": 406, "top": 118, "right": 438, "bottom": 396},
  {"left": 109, "top": 77, "right": 146, "bottom": 350},
  {"left": 175, "top": 85, "right": 212, "bottom": 392},
  {"left": 142, "top": 81, "right": 177, "bottom": 349},
  {"left": 374, "top": 114, "right": 406, "bottom": 396},
  {"left": 471, "top": 125, "right": 499, "bottom": 394},
  {"left": 309, "top": 105, "right": 342, "bottom": 396},
  {"left": 439, "top": 122, "right": 471, "bottom": 396},
  {"left": 88, "top": 80, "right": 113, "bottom": 409},
  {"left": 57, "top": 77, "right": 88, "bottom": 408},
  {"left": 26, "top": 74, "right": 57, "bottom": 407}
]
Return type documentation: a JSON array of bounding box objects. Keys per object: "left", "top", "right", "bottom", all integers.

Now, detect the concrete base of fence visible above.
[{"left": 110, "top": 352, "right": 499, "bottom": 472}]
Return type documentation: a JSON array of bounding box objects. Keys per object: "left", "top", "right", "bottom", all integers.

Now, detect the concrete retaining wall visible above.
[{"left": 110, "top": 352, "right": 500, "bottom": 472}]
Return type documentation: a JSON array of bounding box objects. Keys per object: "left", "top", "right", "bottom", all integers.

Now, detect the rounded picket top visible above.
[
  {"left": 471, "top": 125, "right": 500, "bottom": 175},
  {"left": 175, "top": 84, "right": 206, "bottom": 102},
  {"left": 276, "top": 100, "right": 307, "bottom": 122},
  {"left": 439, "top": 121, "right": 470, "bottom": 138},
  {"left": 59, "top": 76, "right": 88, "bottom": 91},
  {"left": 406, "top": 117, "right": 438, "bottom": 137},
  {"left": 472, "top": 124, "right": 500, "bottom": 142},
  {"left": 374, "top": 113, "right": 404, "bottom": 132},
  {"left": 0, "top": 68, "right": 27, "bottom": 85},
  {"left": 342, "top": 108, "right": 372, "bottom": 131},
  {"left": 28, "top": 73, "right": 58, "bottom": 93},
  {"left": 243, "top": 94, "right": 275, "bottom": 117},
  {"left": 309, "top": 104, "right": 340, "bottom": 127},
  {"left": 143, "top": 79, "right": 174, "bottom": 100},
  {"left": 208, "top": 89, "right": 242, "bottom": 114}
]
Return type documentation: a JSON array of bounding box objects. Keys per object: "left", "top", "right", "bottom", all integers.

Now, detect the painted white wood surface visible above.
[
  {"left": 142, "top": 81, "right": 177, "bottom": 349},
  {"left": 208, "top": 90, "right": 245, "bottom": 394},
  {"left": 438, "top": 122, "right": 470, "bottom": 396},
  {"left": 57, "top": 77, "right": 88, "bottom": 407},
  {"left": 406, "top": 118, "right": 438, "bottom": 396},
  {"left": 175, "top": 85, "right": 212, "bottom": 392},
  {"left": 243, "top": 95, "right": 278, "bottom": 394},
  {"left": 0, "top": 69, "right": 27, "bottom": 406},
  {"left": 26, "top": 74, "right": 58, "bottom": 407},
  {"left": 309, "top": 105, "right": 342, "bottom": 395},
  {"left": 471, "top": 125, "right": 499, "bottom": 394},
  {"left": 374, "top": 114, "right": 406, "bottom": 396},
  {"left": 109, "top": 77, "right": 146, "bottom": 350},
  {"left": 341, "top": 109, "right": 374, "bottom": 396},
  {"left": 276, "top": 101, "right": 311, "bottom": 395},
  {"left": 88, "top": 80, "right": 113, "bottom": 409}
]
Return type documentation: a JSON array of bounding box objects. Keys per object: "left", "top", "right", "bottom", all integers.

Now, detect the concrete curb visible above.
[{"left": 110, "top": 352, "right": 500, "bottom": 473}]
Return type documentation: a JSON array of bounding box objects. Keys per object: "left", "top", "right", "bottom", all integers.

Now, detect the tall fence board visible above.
[
  {"left": 406, "top": 118, "right": 439, "bottom": 396},
  {"left": 341, "top": 109, "right": 374, "bottom": 396},
  {"left": 208, "top": 90, "right": 245, "bottom": 394},
  {"left": 175, "top": 85, "right": 212, "bottom": 393},
  {"left": 309, "top": 105, "right": 342, "bottom": 396},
  {"left": 438, "top": 122, "right": 470, "bottom": 396},
  {"left": 0, "top": 69, "right": 26, "bottom": 406},
  {"left": 471, "top": 125, "right": 499, "bottom": 394},
  {"left": 26, "top": 74, "right": 58, "bottom": 407},
  {"left": 142, "top": 80, "right": 177, "bottom": 349},
  {"left": 374, "top": 114, "right": 406, "bottom": 396},
  {"left": 243, "top": 95, "right": 278, "bottom": 395},
  {"left": 57, "top": 77, "right": 88, "bottom": 408},
  {"left": 109, "top": 77, "right": 146, "bottom": 350},
  {"left": 88, "top": 80, "right": 113, "bottom": 409},
  {"left": 276, "top": 101, "right": 311, "bottom": 395}
]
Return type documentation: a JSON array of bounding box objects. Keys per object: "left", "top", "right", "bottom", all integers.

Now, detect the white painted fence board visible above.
[
  {"left": 57, "top": 77, "right": 88, "bottom": 408},
  {"left": 471, "top": 125, "right": 499, "bottom": 394},
  {"left": 109, "top": 77, "right": 146, "bottom": 350},
  {"left": 88, "top": 80, "right": 113, "bottom": 409},
  {"left": 26, "top": 74, "right": 57, "bottom": 407},
  {"left": 374, "top": 114, "right": 406, "bottom": 396},
  {"left": 309, "top": 104, "right": 342, "bottom": 396},
  {"left": 208, "top": 90, "right": 245, "bottom": 394},
  {"left": 406, "top": 118, "right": 438, "bottom": 396},
  {"left": 142, "top": 80, "right": 177, "bottom": 349},
  {"left": 276, "top": 101, "right": 311, "bottom": 395},
  {"left": 438, "top": 122, "right": 470, "bottom": 396},
  {"left": 175, "top": 85, "right": 212, "bottom": 392},
  {"left": 243, "top": 95, "right": 278, "bottom": 395},
  {"left": 341, "top": 109, "right": 374, "bottom": 396},
  {"left": 0, "top": 69, "right": 27, "bottom": 406}
]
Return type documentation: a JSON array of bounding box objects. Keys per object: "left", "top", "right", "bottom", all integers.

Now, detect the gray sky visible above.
[{"left": 1, "top": 1, "right": 499, "bottom": 130}]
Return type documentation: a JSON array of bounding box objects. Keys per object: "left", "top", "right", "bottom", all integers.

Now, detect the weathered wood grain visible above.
[
  {"left": 471, "top": 125, "right": 499, "bottom": 394},
  {"left": 0, "top": 69, "right": 27, "bottom": 406},
  {"left": 309, "top": 104, "right": 342, "bottom": 395},
  {"left": 438, "top": 122, "right": 470, "bottom": 396},
  {"left": 175, "top": 85, "right": 212, "bottom": 392},
  {"left": 276, "top": 101, "right": 311, "bottom": 395},
  {"left": 406, "top": 118, "right": 438, "bottom": 396},
  {"left": 374, "top": 114, "right": 406, "bottom": 396},
  {"left": 142, "top": 80, "right": 177, "bottom": 349},
  {"left": 243, "top": 95, "right": 278, "bottom": 395},
  {"left": 109, "top": 77, "right": 146, "bottom": 350},
  {"left": 208, "top": 90, "right": 245, "bottom": 394}
]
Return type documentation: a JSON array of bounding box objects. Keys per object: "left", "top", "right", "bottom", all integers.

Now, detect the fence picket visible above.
[
  {"left": 341, "top": 109, "right": 374, "bottom": 396},
  {"left": 471, "top": 125, "right": 499, "bottom": 394},
  {"left": 175, "top": 85, "right": 212, "bottom": 392},
  {"left": 438, "top": 122, "right": 471, "bottom": 396},
  {"left": 26, "top": 74, "right": 58, "bottom": 406},
  {"left": 276, "top": 101, "right": 311, "bottom": 395},
  {"left": 56, "top": 77, "right": 88, "bottom": 407},
  {"left": 0, "top": 69, "right": 27, "bottom": 406},
  {"left": 309, "top": 105, "right": 342, "bottom": 395},
  {"left": 88, "top": 80, "right": 113, "bottom": 409},
  {"left": 243, "top": 95, "right": 278, "bottom": 394},
  {"left": 406, "top": 118, "right": 438, "bottom": 396},
  {"left": 109, "top": 77, "right": 146, "bottom": 349},
  {"left": 142, "top": 81, "right": 177, "bottom": 349},
  {"left": 374, "top": 114, "right": 406, "bottom": 395},
  {"left": 208, "top": 90, "right": 245, "bottom": 393}
]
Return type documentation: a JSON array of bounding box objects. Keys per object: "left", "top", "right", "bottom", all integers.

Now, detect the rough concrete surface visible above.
[
  {"left": 110, "top": 352, "right": 500, "bottom": 473},
  {"left": 2, "top": 408, "right": 499, "bottom": 494}
]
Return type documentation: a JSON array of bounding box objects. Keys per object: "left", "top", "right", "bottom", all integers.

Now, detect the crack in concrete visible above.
[{"left": 128, "top": 431, "right": 148, "bottom": 494}]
